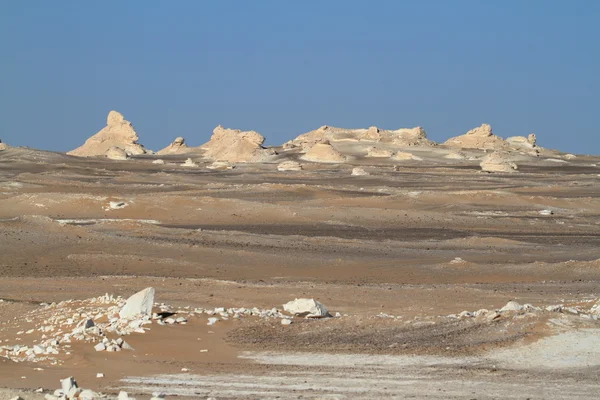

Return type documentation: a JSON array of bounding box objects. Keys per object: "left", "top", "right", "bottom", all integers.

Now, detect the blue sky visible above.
[{"left": 1, "top": 1, "right": 598, "bottom": 154}]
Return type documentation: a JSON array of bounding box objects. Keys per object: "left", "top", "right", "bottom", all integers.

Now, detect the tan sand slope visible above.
[
  {"left": 201, "top": 125, "right": 273, "bottom": 162},
  {"left": 68, "top": 111, "right": 148, "bottom": 157}
]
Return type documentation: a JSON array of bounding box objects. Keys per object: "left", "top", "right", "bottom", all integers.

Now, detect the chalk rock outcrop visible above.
[
  {"left": 119, "top": 287, "right": 155, "bottom": 320},
  {"left": 158, "top": 137, "right": 188, "bottom": 155},
  {"left": 480, "top": 152, "right": 518, "bottom": 173},
  {"left": 201, "top": 126, "right": 272, "bottom": 163},
  {"left": 389, "top": 127, "right": 435, "bottom": 147},
  {"left": 277, "top": 160, "right": 303, "bottom": 171},
  {"left": 506, "top": 134, "right": 539, "bottom": 155},
  {"left": 0, "top": 139, "right": 7, "bottom": 151},
  {"left": 283, "top": 298, "right": 330, "bottom": 318},
  {"left": 68, "top": 111, "right": 148, "bottom": 157},
  {"left": 105, "top": 146, "right": 128, "bottom": 160},
  {"left": 301, "top": 141, "right": 346, "bottom": 163},
  {"left": 444, "top": 124, "right": 506, "bottom": 150},
  {"left": 287, "top": 125, "right": 436, "bottom": 150}
]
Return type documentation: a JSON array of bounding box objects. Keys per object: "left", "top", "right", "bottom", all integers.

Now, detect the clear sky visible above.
[{"left": 1, "top": 1, "right": 599, "bottom": 154}]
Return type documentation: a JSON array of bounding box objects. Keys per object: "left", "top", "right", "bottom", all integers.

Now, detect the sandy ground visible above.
[{"left": 1, "top": 146, "right": 600, "bottom": 398}]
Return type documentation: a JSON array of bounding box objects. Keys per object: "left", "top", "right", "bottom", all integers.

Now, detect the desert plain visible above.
[{"left": 1, "top": 113, "right": 600, "bottom": 399}]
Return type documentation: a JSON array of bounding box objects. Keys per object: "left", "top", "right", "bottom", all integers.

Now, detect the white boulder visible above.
[
  {"left": 500, "top": 301, "right": 523, "bottom": 312},
  {"left": 283, "top": 298, "right": 330, "bottom": 318},
  {"left": 119, "top": 287, "right": 155, "bottom": 320}
]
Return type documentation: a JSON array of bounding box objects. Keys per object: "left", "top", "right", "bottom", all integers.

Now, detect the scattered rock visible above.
[
  {"left": 538, "top": 209, "right": 553, "bottom": 216},
  {"left": 68, "top": 111, "right": 149, "bottom": 157},
  {"left": 351, "top": 167, "right": 369, "bottom": 176},
  {"left": 207, "top": 161, "right": 234, "bottom": 170},
  {"left": 392, "top": 151, "right": 421, "bottom": 161},
  {"left": 444, "top": 151, "right": 466, "bottom": 160},
  {"left": 283, "top": 298, "right": 330, "bottom": 318},
  {"left": 366, "top": 147, "right": 394, "bottom": 158},
  {"left": 277, "top": 160, "right": 303, "bottom": 171},
  {"left": 152, "top": 159, "right": 165, "bottom": 165},
  {"left": 281, "top": 318, "right": 293, "bottom": 325},
  {"left": 108, "top": 201, "right": 127, "bottom": 210},
  {"left": 182, "top": 158, "right": 198, "bottom": 167}
]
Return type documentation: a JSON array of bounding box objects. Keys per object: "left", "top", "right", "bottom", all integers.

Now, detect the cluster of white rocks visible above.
[
  {"left": 39, "top": 376, "right": 164, "bottom": 400},
  {"left": 449, "top": 299, "right": 600, "bottom": 321},
  {"left": 372, "top": 298, "right": 600, "bottom": 324},
  {"left": 0, "top": 289, "right": 332, "bottom": 364}
]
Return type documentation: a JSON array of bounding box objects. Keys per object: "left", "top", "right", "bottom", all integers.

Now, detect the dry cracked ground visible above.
[{"left": 1, "top": 146, "right": 600, "bottom": 399}]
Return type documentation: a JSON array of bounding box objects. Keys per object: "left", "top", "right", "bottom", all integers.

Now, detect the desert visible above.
[{"left": 1, "top": 110, "right": 600, "bottom": 399}]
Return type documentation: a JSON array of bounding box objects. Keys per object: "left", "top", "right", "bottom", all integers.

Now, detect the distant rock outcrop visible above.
[
  {"left": 201, "top": 126, "right": 272, "bottom": 163},
  {"left": 286, "top": 125, "right": 436, "bottom": 150},
  {"left": 68, "top": 111, "right": 148, "bottom": 157},
  {"left": 158, "top": 137, "right": 188, "bottom": 155},
  {"left": 480, "top": 152, "right": 518, "bottom": 173},
  {"left": 301, "top": 141, "right": 346, "bottom": 163},
  {"left": 506, "top": 133, "right": 539, "bottom": 155},
  {"left": 0, "top": 139, "right": 7, "bottom": 151},
  {"left": 389, "top": 127, "right": 435, "bottom": 147},
  {"left": 444, "top": 124, "right": 506, "bottom": 150}
]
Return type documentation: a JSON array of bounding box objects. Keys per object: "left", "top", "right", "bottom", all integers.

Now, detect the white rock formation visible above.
[
  {"left": 283, "top": 298, "right": 330, "bottom": 318},
  {"left": 201, "top": 125, "right": 272, "bottom": 163},
  {"left": 301, "top": 141, "right": 346, "bottom": 163},
  {"left": 390, "top": 127, "right": 435, "bottom": 147},
  {"left": 182, "top": 158, "right": 198, "bottom": 167},
  {"left": 0, "top": 139, "right": 7, "bottom": 151},
  {"left": 277, "top": 160, "right": 303, "bottom": 171},
  {"left": 119, "top": 287, "right": 155, "bottom": 320},
  {"left": 152, "top": 159, "right": 165, "bottom": 164},
  {"left": 68, "top": 111, "right": 148, "bottom": 157},
  {"left": 444, "top": 124, "right": 507, "bottom": 150},
  {"left": 158, "top": 137, "right": 188, "bottom": 155},
  {"left": 287, "top": 125, "right": 436, "bottom": 150},
  {"left": 105, "top": 146, "right": 128, "bottom": 160},
  {"left": 480, "top": 152, "right": 518, "bottom": 173}
]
